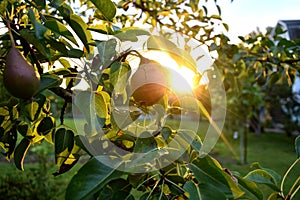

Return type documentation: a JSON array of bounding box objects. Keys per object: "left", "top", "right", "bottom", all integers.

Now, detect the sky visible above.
[{"left": 218, "top": 0, "right": 300, "bottom": 43}]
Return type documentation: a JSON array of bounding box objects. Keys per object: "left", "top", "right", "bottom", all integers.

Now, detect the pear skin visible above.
[
  {"left": 130, "top": 57, "right": 167, "bottom": 106},
  {"left": 3, "top": 47, "right": 40, "bottom": 99}
]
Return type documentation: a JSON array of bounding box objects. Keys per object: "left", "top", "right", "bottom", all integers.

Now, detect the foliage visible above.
[
  {"left": 214, "top": 28, "right": 300, "bottom": 132},
  {"left": 0, "top": 0, "right": 299, "bottom": 200},
  {"left": 0, "top": 142, "right": 68, "bottom": 200}
]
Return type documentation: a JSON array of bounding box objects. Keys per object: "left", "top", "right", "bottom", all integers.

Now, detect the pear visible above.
[
  {"left": 130, "top": 56, "right": 167, "bottom": 106},
  {"left": 3, "top": 47, "right": 40, "bottom": 99}
]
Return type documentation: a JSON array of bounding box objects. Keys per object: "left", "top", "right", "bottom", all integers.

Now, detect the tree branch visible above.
[{"left": 49, "top": 87, "right": 73, "bottom": 103}]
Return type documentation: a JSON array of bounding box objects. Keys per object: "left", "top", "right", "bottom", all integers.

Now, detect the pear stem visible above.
[{"left": 4, "top": 19, "right": 16, "bottom": 48}]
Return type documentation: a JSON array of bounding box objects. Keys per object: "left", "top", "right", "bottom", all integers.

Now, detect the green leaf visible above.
[
  {"left": 147, "top": 35, "right": 197, "bottom": 72},
  {"left": 98, "top": 178, "right": 133, "bottom": 200},
  {"left": 111, "top": 109, "right": 141, "bottom": 130},
  {"left": 37, "top": 116, "right": 55, "bottom": 136},
  {"left": 59, "top": 58, "right": 71, "bottom": 69},
  {"left": 74, "top": 91, "right": 93, "bottom": 131},
  {"left": 96, "top": 39, "right": 117, "bottom": 67},
  {"left": 244, "top": 169, "right": 280, "bottom": 191},
  {"left": 188, "top": 156, "right": 244, "bottom": 199},
  {"left": 235, "top": 176, "right": 263, "bottom": 200},
  {"left": 74, "top": 135, "right": 93, "bottom": 156},
  {"left": 46, "top": 37, "right": 69, "bottom": 55},
  {"left": 28, "top": 9, "right": 48, "bottom": 40},
  {"left": 20, "top": 29, "right": 51, "bottom": 59},
  {"left": 115, "top": 27, "right": 150, "bottom": 42},
  {"left": 183, "top": 181, "right": 226, "bottom": 200},
  {"left": 267, "top": 192, "right": 284, "bottom": 200},
  {"left": 17, "top": 123, "right": 32, "bottom": 137},
  {"left": 162, "top": 126, "right": 172, "bottom": 141},
  {"left": 57, "top": 3, "right": 74, "bottom": 18},
  {"left": 268, "top": 72, "right": 281, "bottom": 86},
  {"left": 53, "top": 158, "right": 79, "bottom": 176},
  {"left": 20, "top": 94, "right": 46, "bottom": 122},
  {"left": 49, "top": 0, "right": 65, "bottom": 8},
  {"left": 210, "top": 14, "right": 222, "bottom": 20},
  {"left": 55, "top": 128, "right": 74, "bottom": 165},
  {"left": 0, "top": 128, "right": 17, "bottom": 159},
  {"left": 37, "top": 74, "right": 62, "bottom": 93},
  {"left": 295, "top": 135, "right": 300, "bottom": 158},
  {"left": 14, "top": 138, "right": 31, "bottom": 171},
  {"left": 55, "top": 128, "right": 74, "bottom": 153},
  {"left": 69, "top": 14, "right": 93, "bottom": 53},
  {"left": 44, "top": 19, "right": 78, "bottom": 45},
  {"left": 147, "top": 35, "right": 179, "bottom": 54},
  {"left": 65, "top": 157, "right": 123, "bottom": 200},
  {"left": 90, "top": 0, "right": 116, "bottom": 21},
  {"left": 67, "top": 48, "right": 84, "bottom": 58},
  {"left": 35, "top": 0, "right": 46, "bottom": 10},
  {"left": 48, "top": 68, "right": 72, "bottom": 76},
  {"left": 95, "top": 91, "right": 109, "bottom": 127},
  {"left": 134, "top": 131, "right": 157, "bottom": 153},
  {"left": 110, "top": 61, "right": 131, "bottom": 100}
]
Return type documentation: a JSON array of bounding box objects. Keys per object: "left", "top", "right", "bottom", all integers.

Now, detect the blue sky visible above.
[{"left": 219, "top": 0, "right": 300, "bottom": 43}]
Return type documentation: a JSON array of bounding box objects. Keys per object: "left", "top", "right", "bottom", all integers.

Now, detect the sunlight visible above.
[{"left": 142, "top": 51, "right": 196, "bottom": 94}]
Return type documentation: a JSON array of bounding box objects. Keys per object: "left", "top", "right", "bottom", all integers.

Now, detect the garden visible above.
[{"left": 0, "top": 0, "right": 300, "bottom": 199}]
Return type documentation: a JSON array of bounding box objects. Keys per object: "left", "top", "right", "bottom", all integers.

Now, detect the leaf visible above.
[
  {"left": 96, "top": 39, "right": 117, "bottom": 67},
  {"left": 44, "top": 19, "right": 78, "bottom": 45},
  {"left": 14, "top": 138, "right": 31, "bottom": 171},
  {"left": 35, "top": 0, "right": 46, "bottom": 10},
  {"left": 46, "top": 37, "right": 69, "bottom": 55},
  {"left": 49, "top": 0, "right": 65, "bottom": 8},
  {"left": 0, "top": 128, "right": 18, "bottom": 159},
  {"left": 28, "top": 9, "right": 48, "bottom": 40},
  {"left": 188, "top": 156, "right": 244, "bottom": 199},
  {"left": 37, "top": 116, "right": 55, "bottom": 136},
  {"left": 90, "top": 0, "right": 116, "bottom": 21},
  {"left": 111, "top": 109, "right": 141, "bottom": 130},
  {"left": 57, "top": 3, "right": 74, "bottom": 18},
  {"left": 65, "top": 157, "right": 123, "bottom": 200},
  {"left": 162, "top": 126, "right": 172, "bottom": 141},
  {"left": 97, "top": 179, "right": 133, "bottom": 200},
  {"left": 37, "top": 74, "right": 62, "bottom": 93},
  {"left": 20, "top": 94, "right": 46, "bottom": 122},
  {"left": 210, "top": 14, "right": 222, "bottom": 20},
  {"left": 115, "top": 27, "right": 150, "bottom": 42},
  {"left": 268, "top": 72, "right": 281, "bottom": 86},
  {"left": 183, "top": 181, "right": 226, "bottom": 200},
  {"left": 55, "top": 128, "right": 74, "bottom": 165},
  {"left": 20, "top": 29, "right": 51, "bottom": 59},
  {"left": 69, "top": 14, "right": 93, "bottom": 53},
  {"left": 110, "top": 61, "right": 131, "bottom": 101},
  {"left": 134, "top": 131, "right": 157, "bottom": 153},
  {"left": 95, "top": 91, "right": 109, "bottom": 127},
  {"left": 74, "top": 91, "right": 93, "bottom": 130},
  {"left": 74, "top": 135, "right": 93, "bottom": 156},
  {"left": 147, "top": 35, "right": 197, "bottom": 73},
  {"left": 147, "top": 35, "right": 179, "bottom": 54},
  {"left": 267, "top": 192, "right": 284, "bottom": 200},
  {"left": 235, "top": 176, "right": 263, "bottom": 200},
  {"left": 67, "top": 48, "right": 84, "bottom": 58},
  {"left": 295, "top": 135, "right": 300, "bottom": 158},
  {"left": 244, "top": 169, "right": 280, "bottom": 191}
]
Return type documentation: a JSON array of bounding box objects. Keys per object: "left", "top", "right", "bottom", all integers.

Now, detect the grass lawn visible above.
[
  {"left": 212, "top": 129, "right": 300, "bottom": 199},
  {"left": 1, "top": 118, "right": 299, "bottom": 199}
]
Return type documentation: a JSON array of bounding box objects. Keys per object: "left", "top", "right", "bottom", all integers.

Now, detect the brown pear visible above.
[
  {"left": 130, "top": 56, "right": 167, "bottom": 106},
  {"left": 3, "top": 47, "right": 40, "bottom": 99}
]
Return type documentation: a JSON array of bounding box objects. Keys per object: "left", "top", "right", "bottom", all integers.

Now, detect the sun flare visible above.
[{"left": 141, "top": 51, "right": 196, "bottom": 94}]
